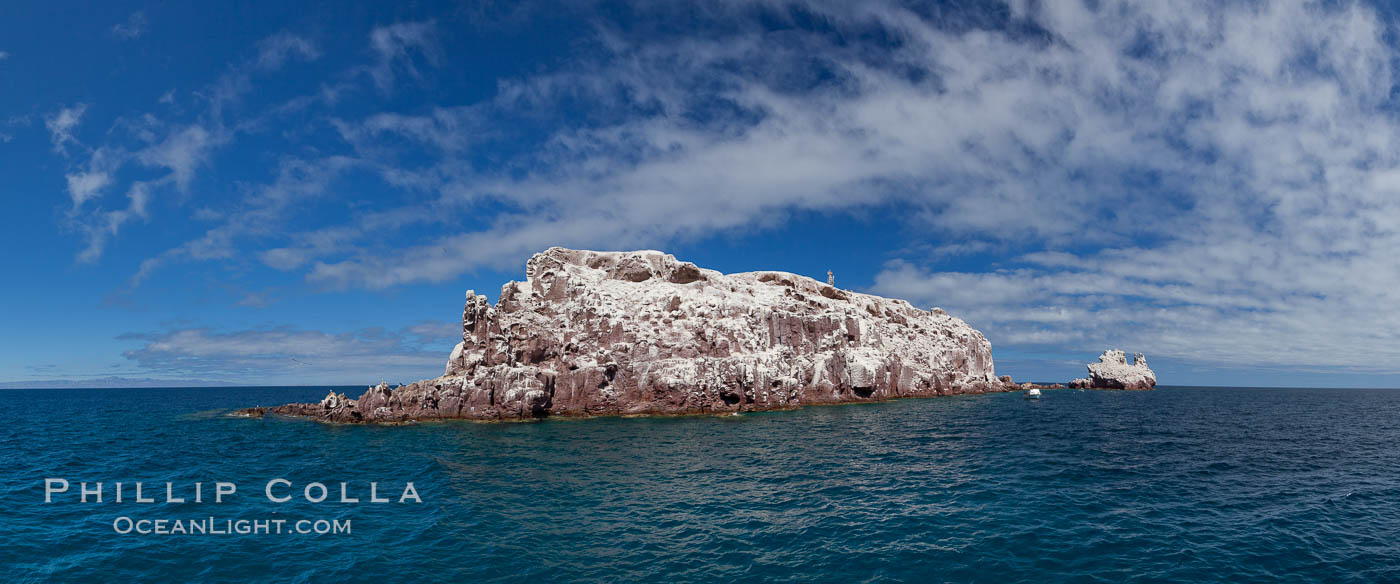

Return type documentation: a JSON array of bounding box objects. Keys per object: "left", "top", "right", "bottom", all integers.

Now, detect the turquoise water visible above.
[{"left": 4, "top": 386, "right": 1400, "bottom": 582}]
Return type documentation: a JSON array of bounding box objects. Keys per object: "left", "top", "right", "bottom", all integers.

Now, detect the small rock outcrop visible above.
[
  {"left": 242, "top": 247, "right": 1010, "bottom": 423},
  {"left": 1068, "top": 349, "right": 1156, "bottom": 390}
]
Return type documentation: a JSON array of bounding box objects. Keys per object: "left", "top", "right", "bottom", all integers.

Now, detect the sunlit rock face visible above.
[
  {"left": 250, "top": 247, "right": 1005, "bottom": 422},
  {"left": 1068, "top": 350, "right": 1157, "bottom": 390}
]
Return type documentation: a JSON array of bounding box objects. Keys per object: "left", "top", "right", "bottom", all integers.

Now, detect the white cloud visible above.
[
  {"left": 119, "top": 323, "right": 457, "bottom": 383},
  {"left": 45, "top": 104, "right": 87, "bottom": 155},
  {"left": 59, "top": 0, "right": 1400, "bottom": 375},
  {"left": 368, "top": 21, "right": 439, "bottom": 91},
  {"left": 111, "top": 11, "right": 147, "bottom": 40},
  {"left": 134, "top": 124, "right": 217, "bottom": 191},
  {"left": 60, "top": 145, "right": 125, "bottom": 215},
  {"left": 335, "top": 106, "right": 479, "bottom": 153},
  {"left": 0, "top": 113, "right": 26, "bottom": 142},
  {"left": 50, "top": 31, "right": 320, "bottom": 264},
  {"left": 131, "top": 155, "right": 358, "bottom": 284},
  {"left": 76, "top": 182, "right": 152, "bottom": 264},
  {"left": 64, "top": 170, "right": 111, "bottom": 209},
  {"left": 207, "top": 32, "right": 319, "bottom": 118},
  {"left": 254, "top": 32, "right": 321, "bottom": 71},
  {"left": 284, "top": 1, "right": 1400, "bottom": 374},
  {"left": 260, "top": 205, "right": 434, "bottom": 272},
  {"left": 843, "top": 0, "right": 1400, "bottom": 373}
]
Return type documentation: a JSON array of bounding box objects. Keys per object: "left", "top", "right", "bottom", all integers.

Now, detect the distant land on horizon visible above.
[
  {"left": 0, "top": 377, "right": 236, "bottom": 389},
  {"left": 0, "top": 377, "right": 414, "bottom": 389}
]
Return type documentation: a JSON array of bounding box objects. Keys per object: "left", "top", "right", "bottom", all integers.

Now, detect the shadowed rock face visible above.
[
  {"left": 242, "top": 247, "right": 1009, "bottom": 423},
  {"left": 1068, "top": 350, "right": 1157, "bottom": 390}
]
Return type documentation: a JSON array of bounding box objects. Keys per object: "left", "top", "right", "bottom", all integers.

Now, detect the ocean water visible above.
[{"left": 3, "top": 386, "right": 1399, "bottom": 583}]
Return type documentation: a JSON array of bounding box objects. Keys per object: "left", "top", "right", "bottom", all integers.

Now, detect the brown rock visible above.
[{"left": 254, "top": 248, "right": 1009, "bottom": 423}]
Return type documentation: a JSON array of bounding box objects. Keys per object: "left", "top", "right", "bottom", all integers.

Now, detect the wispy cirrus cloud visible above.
[
  {"left": 48, "top": 32, "right": 320, "bottom": 265},
  {"left": 119, "top": 322, "right": 458, "bottom": 383},
  {"left": 45, "top": 104, "right": 87, "bottom": 156},
  {"left": 131, "top": 154, "right": 358, "bottom": 284},
  {"left": 253, "top": 32, "right": 319, "bottom": 70},
  {"left": 367, "top": 21, "right": 440, "bottom": 92},
  {"left": 855, "top": 0, "right": 1400, "bottom": 374},
  {"left": 110, "top": 11, "right": 147, "bottom": 40},
  {"left": 294, "top": 1, "right": 1400, "bottom": 374},
  {"left": 48, "top": 1, "right": 1400, "bottom": 378},
  {"left": 0, "top": 114, "right": 28, "bottom": 142}
]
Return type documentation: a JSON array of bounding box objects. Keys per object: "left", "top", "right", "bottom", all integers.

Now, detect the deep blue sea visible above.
[{"left": 4, "top": 386, "right": 1400, "bottom": 583}]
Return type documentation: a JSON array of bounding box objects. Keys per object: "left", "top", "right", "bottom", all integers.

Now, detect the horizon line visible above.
[{"left": 2, "top": 383, "right": 1397, "bottom": 391}]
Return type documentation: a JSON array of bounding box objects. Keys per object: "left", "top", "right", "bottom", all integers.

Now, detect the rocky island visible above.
[
  {"left": 1068, "top": 349, "right": 1157, "bottom": 390},
  {"left": 240, "top": 247, "right": 1024, "bottom": 423}
]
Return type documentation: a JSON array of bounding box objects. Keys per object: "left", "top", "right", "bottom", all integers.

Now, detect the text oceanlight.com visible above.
[{"left": 112, "top": 516, "right": 352, "bottom": 535}]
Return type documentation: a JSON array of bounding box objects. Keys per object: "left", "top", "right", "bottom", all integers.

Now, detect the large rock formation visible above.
[
  {"left": 242, "top": 248, "right": 1011, "bottom": 423},
  {"left": 1068, "top": 349, "right": 1156, "bottom": 390}
]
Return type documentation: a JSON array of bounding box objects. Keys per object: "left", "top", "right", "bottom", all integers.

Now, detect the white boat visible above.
[{"left": 1025, "top": 388, "right": 1042, "bottom": 399}]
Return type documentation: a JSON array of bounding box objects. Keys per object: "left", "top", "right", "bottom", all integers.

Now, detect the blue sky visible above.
[{"left": 3, "top": 0, "right": 1399, "bottom": 388}]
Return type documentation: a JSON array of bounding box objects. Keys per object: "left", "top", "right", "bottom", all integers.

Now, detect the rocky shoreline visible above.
[
  {"left": 234, "top": 377, "right": 1027, "bottom": 424},
  {"left": 236, "top": 248, "right": 1155, "bottom": 424}
]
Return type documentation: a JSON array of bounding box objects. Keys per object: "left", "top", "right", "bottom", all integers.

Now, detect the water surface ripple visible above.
[{"left": 3, "top": 386, "right": 1398, "bottom": 582}]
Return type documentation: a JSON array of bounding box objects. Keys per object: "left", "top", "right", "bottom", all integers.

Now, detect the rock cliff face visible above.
[
  {"left": 243, "top": 248, "right": 1010, "bottom": 423},
  {"left": 1068, "top": 349, "right": 1156, "bottom": 390}
]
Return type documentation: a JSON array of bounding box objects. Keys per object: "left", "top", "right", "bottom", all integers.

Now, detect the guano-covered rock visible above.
[
  {"left": 1068, "top": 349, "right": 1157, "bottom": 390},
  {"left": 242, "top": 248, "right": 1010, "bottom": 422}
]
